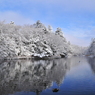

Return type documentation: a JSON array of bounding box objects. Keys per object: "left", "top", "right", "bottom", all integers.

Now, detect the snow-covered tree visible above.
[
  {"left": 55, "top": 27, "right": 64, "bottom": 37},
  {"left": 0, "top": 20, "right": 84, "bottom": 59},
  {"left": 86, "top": 38, "right": 95, "bottom": 57},
  {"left": 48, "top": 25, "right": 53, "bottom": 32}
]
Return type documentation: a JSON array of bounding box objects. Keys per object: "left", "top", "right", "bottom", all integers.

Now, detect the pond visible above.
[{"left": 0, "top": 56, "right": 95, "bottom": 95}]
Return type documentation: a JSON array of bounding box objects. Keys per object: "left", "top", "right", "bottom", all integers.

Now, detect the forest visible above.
[{"left": 0, "top": 20, "right": 93, "bottom": 60}]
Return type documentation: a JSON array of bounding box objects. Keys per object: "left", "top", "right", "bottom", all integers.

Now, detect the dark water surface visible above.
[{"left": 0, "top": 57, "right": 95, "bottom": 95}]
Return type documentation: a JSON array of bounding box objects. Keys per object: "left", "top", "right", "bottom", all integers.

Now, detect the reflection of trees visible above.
[
  {"left": 87, "top": 58, "right": 95, "bottom": 74},
  {"left": 0, "top": 57, "right": 82, "bottom": 95},
  {"left": 0, "top": 59, "right": 69, "bottom": 95}
]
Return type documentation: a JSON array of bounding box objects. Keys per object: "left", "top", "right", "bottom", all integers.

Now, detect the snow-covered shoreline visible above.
[{"left": 0, "top": 21, "right": 88, "bottom": 60}]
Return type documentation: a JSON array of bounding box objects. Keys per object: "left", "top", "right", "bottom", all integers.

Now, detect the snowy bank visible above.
[{"left": 0, "top": 21, "right": 73, "bottom": 59}]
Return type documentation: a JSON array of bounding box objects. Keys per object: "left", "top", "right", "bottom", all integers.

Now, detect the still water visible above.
[{"left": 0, "top": 56, "right": 95, "bottom": 95}]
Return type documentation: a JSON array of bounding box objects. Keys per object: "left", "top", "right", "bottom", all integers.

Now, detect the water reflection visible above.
[
  {"left": 88, "top": 58, "right": 95, "bottom": 74},
  {"left": 0, "top": 57, "right": 95, "bottom": 95}
]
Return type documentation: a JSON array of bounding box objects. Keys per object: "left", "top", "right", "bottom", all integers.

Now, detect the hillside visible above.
[
  {"left": 86, "top": 38, "right": 95, "bottom": 57},
  {"left": 0, "top": 21, "right": 73, "bottom": 59}
]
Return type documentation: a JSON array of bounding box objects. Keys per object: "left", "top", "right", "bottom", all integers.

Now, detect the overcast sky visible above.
[{"left": 0, "top": 0, "right": 95, "bottom": 46}]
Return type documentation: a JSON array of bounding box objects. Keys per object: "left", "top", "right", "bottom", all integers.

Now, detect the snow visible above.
[
  {"left": 86, "top": 39, "right": 95, "bottom": 57},
  {"left": 0, "top": 21, "right": 89, "bottom": 59}
]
